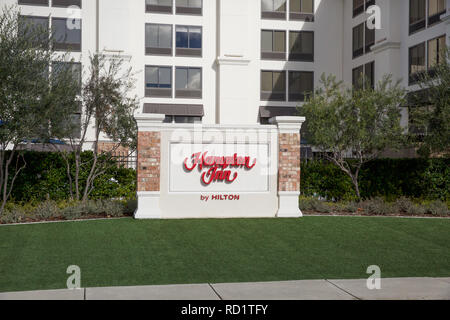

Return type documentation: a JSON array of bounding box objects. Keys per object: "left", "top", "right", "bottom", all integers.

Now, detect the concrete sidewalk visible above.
[{"left": 1, "top": 277, "right": 449, "bottom": 300}]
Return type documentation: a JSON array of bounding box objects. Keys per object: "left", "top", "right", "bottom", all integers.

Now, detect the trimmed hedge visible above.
[
  {"left": 5, "top": 152, "right": 449, "bottom": 203},
  {"left": 8, "top": 151, "right": 136, "bottom": 202},
  {"left": 301, "top": 159, "right": 450, "bottom": 201}
]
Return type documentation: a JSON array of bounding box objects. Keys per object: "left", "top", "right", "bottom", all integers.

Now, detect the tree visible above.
[
  {"left": 298, "top": 73, "right": 406, "bottom": 200},
  {"left": 409, "top": 47, "right": 450, "bottom": 158},
  {"left": 49, "top": 53, "right": 139, "bottom": 203},
  {"left": 0, "top": 6, "right": 79, "bottom": 213}
]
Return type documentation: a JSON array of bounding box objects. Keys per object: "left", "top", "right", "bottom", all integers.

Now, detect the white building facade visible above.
[{"left": 4, "top": 0, "right": 450, "bottom": 140}]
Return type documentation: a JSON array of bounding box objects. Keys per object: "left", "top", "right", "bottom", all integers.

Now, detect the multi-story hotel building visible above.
[{"left": 4, "top": 0, "right": 450, "bottom": 146}]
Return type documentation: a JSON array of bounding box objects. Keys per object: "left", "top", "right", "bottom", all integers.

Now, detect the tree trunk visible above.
[{"left": 352, "top": 177, "right": 361, "bottom": 201}]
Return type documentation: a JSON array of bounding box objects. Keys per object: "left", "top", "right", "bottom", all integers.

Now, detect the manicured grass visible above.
[{"left": 0, "top": 216, "right": 449, "bottom": 292}]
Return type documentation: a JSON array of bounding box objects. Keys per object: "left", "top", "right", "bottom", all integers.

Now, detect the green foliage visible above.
[
  {"left": 301, "top": 158, "right": 450, "bottom": 201},
  {"left": 298, "top": 196, "right": 449, "bottom": 216},
  {"left": 0, "top": 199, "right": 130, "bottom": 224},
  {"left": 298, "top": 73, "right": 406, "bottom": 199},
  {"left": 7, "top": 151, "right": 136, "bottom": 202},
  {"left": 32, "top": 200, "right": 60, "bottom": 220},
  {"left": 409, "top": 48, "right": 450, "bottom": 158}
]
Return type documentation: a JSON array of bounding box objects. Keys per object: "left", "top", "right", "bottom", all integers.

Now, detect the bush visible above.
[
  {"left": 424, "top": 200, "right": 449, "bottom": 216},
  {"left": 59, "top": 200, "right": 127, "bottom": 220},
  {"left": 360, "top": 198, "right": 395, "bottom": 215},
  {"left": 0, "top": 207, "right": 26, "bottom": 224},
  {"left": 299, "top": 197, "right": 332, "bottom": 213},
  {"left": 5, "top": 151, "right": 136, "bottom": 202},
  {"left": 301, "top": 159, "right": 450, "bottom": 201},
  {"left": 32, "top": 200, "right": 60, "bottom": 220},
  {"left": 61, "top": 203, "right": 85, "bottom": 220}
]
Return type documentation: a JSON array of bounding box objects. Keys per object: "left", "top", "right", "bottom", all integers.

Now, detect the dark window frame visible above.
[
  {"left": 352, "top": 23, "right": 364, "bottom": 59},
  {"left": 353, "top": 22, "right": 374, "bottom": 59},
  {"left": 260, "top": 70, "right": 287, "bottom": 101},
  {"left": 352, "top": 61, "right": 375, "bottom": 89},
  {"left": 18, "top": 0, "right": 49, "bottom": 6},
  {"left": 145, "top": 65, "right": 173, "bottom": 98},
  {"left": 145, "top": 23, "right": 173, "bottom": 56},
  {"left": 427, "top": 34, "right": 446, "bottom": 70},
  {"left": 289, "top": 0, "right": 315, "bottom": 22},
  {"left": 18, "top": 15, "right": 50, "bottom": 49},
  {"left": 427, "top": 0, "right": 447, "bottom": 26},
  {"left": 52, "top": 0, "right": 82, "bottom": 8},
  {"left": 261, "top": 29, "right": 286, "bottom": 60},
  {"left": 261, "top": 0, "right": 287, "bottom": 20},
  {"left": 408, "top": 42, "right": 426, "bottom": 85},
  {"left": 288, "top": 30, "right": 314, "bottom": 62},
  {"left": 288, "top": 71, "right": 314, "bottom": 102},
  {"left": 51, "top": 17, "right": 82, "bottom": 52},
  {"left": 175, "top": 67, "right": 203, "bottom": 99},
  {"left": 175, "top": 25, "right": 202, "bottom": 57},
  {"left": 175, "top": 0, "right": 202, "bottom": 16},
  {"left": 146, "top": 0, "right": 173, "bottom": 14}
]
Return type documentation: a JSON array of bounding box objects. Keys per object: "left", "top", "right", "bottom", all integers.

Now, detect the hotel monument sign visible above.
[{"left": 134, "top": 114, "right": 305, "bottom": 219}]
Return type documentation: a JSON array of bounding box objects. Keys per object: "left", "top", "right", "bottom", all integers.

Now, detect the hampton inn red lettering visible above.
[{"left": 184, "top": 152, "right": 257, "bottom": 185}]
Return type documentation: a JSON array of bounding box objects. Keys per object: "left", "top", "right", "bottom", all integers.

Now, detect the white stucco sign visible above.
[{"left": 134, "top": 114, "right": 305, "bottom": 219}]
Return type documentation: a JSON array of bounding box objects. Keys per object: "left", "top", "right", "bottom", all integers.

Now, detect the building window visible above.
[
  {"left": 52, "top": 0, "right": 81, "bottom": 8},
  {"left": 145, "top": 24, "right": 172, "bottom": 56},
  {"left": 353, "top": 0, "right": 365, "bottom": 17},
  {"left": 52, "top": 17, "right": 82, "bottom": 51},
  {"left": 51, "top": 62, "right": 82, "bottom": 138},
  {"left": 427, "top": 35, "right": 446, "bottom": 71},
  {"left": 365, "top": 23, "right": 375, "bottom": 53},
  {"left": 18, "top": 15, "right": 50, "bottom": 49},
  {"left": 261, "top": 0, "right": 287, "bottom": 20},
  {"left": 146, "top": 0, "right": 173, "bottom": 14},
  {"left": 352, "top": 23, "right": 364, "bottom": 58},
  {"left": 288, "top": 71, "right": 314, "bottom": 102},
  {"left": 409, "top": 42, "right": 426, "bottom": 84},
  {"left": 176, "top": 0, "right": 202, "bottom": 15},
  {"left": 261, "top": 71, "right": 286, "bottom": 101},
  {"left": 145, "top": 66, "right": 172, "bottom": 98},
  {"left": 52, "top": 61, "right": 82, "bottom": 92},
  {"left": 176, "top": 26, "right": 202, "bottom": 57},
  {"left": 365, "top": 61, "right": 374, "bottom": 89},
  {"left": 352, "top": 62, "right": 374, "bottom": 89},
  {"left": 353, "top": 22, "right": 373, "bottom": 59},
  {"left": 289, "top": 31, "right": 314, "bottom": 61},
  {"left": 289, "top": 0, "right": 314, "bottom": 21},
  {"left": 261, "top": 30, "right": 286, "bottom": 60},
  {"left": 410, "top": 0, "right": 426, "bottom": 33},
  {"left": 352, "top": 65, "right": 364, "bottom": 89},
  {"left": 175, "top": 67, "right": 202, "bottom": 99},
  {"left": 428, "top": 0, "right": 446, "bottom": 25},
  {"left": 353, "top": 0, "right": 375, "bottom": 18},
  {"left": 18, "top": 0, "right": 49, "bottom": 5},
  {"left": 164, "top": 116, "right": 202, "bottom": 123}
]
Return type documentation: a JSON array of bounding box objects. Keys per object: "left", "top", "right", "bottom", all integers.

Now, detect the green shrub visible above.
[
  {"left": 394, "top": 197, "right": 416, "bottom": 214},
  {"left": 61, "top": 204, "right": 84, "bottom": 220},
  {"left": 299, "top": 197, "right": 332, "bottom": 213},
  {"left": 32, "top": 200, "right": 60, "bottom": 220},
  {"left": 0, "top": 207, "right": 26, "bottom": 224},
  {"left": 424, "top": 200, "right": 449, "bottom": 216},
  {"left": 301, "top": 159, "right": 449, "bottom": 201},
  {"left": 59, "top": 200, "right": 127, "bottom": 220},
  {"left": 360, "top": 198, "right": 395, "bottom": 215},
  {"left": 5, "top": 151, "right": 136, "bottom": 202},
  {"left": 102, "top": 200, "right": 126, "bottom": 217}
]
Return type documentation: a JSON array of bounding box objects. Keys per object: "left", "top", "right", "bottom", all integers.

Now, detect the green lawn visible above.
[{"left": 0, "top": 216, "right": 449, "bottom": 293}]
